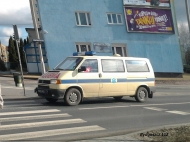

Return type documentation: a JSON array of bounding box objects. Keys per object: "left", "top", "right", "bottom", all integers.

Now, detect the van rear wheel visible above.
[
  {"left": 135, "top": 87, "right": 148, "bottom": 102},
  {"left": 64, "top": 88, "right": 81, "bottom": 106}
]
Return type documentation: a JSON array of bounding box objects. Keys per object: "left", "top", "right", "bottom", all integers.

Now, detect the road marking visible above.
[
  {"left": 0, "top": 125, "right": 106, "bottom": 140},
  {"left": 79, "top": 102, "right": 190, "bottom": 110},
  {"left": 0, "top": 113, "right": 71, "bottom": 122},
  {"left": 0, "top": 119, "right": 86, "bottom": 130},
  {"left": 144, "top": 107, "right": 168, "bottom": 111},
  {"left": 131, "top": 102, "right": 190, "bottom": 107},
  {"left": 79, "top": 105, "right": 129, "bottom": 110},
  {"left": 166, "top": 111, "right": 190, "bottom": 115},
  {"left": 0, "top": 109, "right": 60, "bottom": 116}
]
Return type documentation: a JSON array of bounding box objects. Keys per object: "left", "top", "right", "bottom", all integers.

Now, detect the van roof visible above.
[{"left": 69, "top": 55, "right": 150, "bottom": 61}]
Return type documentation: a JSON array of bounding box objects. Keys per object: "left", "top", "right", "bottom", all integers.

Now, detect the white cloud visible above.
[
  {"left": 2, "top": 28, "right": 13, "bottom": 37},
  {"left": 0, "top": 0, "right": 30, "bottom": 13},
  {"left": 0, "top": 0, "right": 33, "bottom": 46}
]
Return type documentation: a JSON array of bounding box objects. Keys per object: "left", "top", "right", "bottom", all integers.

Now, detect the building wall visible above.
[
  {"left": 0, "top": 44, "right": 8, "bottom": 62},
  {"left": 37, "top": 0, "right": 183, "bottom": 74}
]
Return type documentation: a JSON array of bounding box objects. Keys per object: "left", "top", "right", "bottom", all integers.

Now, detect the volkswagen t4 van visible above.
[{"left": 35, "top": 51, "right": 156, "bottom": 106}]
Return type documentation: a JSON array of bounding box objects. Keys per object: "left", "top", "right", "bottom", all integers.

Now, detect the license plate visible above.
[{"left": 38, "top": 90, "right": 45, "bottom": 93}]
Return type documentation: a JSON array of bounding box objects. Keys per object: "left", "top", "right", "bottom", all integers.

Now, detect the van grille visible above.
[
  {"left": 38, "top": 85, "right": 49, "bottom": 89},
  {"left": 38, "top": 80, "right": 50, "bottom": 84}
]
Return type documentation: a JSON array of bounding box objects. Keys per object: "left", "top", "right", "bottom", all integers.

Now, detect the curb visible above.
[{"left": 0, "top": 75, "right": 39, "bottom": 80}]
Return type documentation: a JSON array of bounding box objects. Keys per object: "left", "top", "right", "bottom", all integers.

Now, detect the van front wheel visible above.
[
  {"left": 135, "top": 87, "right": 148, "bottom": 102},
  {"left": 64, "top": 88, "right": 81, "bottom": 106}
]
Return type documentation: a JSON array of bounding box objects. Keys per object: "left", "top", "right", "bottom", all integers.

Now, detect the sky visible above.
[
  {"left": 0, "top": 0, "right": 189, "bottom": 46},
  {"left": 0, "top": 0, "right": 33, "bottom": 46}
]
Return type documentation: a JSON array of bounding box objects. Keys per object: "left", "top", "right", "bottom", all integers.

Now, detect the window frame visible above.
[
  {"left": 75, "top": 11, "right": 92, "bottom": 26},
  {"left": 75, "top": 43, "right": 91, "bottom": 52},
  {"left": 107, "top": 13, "right": 123, "bottom": 25},
  {"left": 101, "top": 59, "right": 125, "bottom": 73},
  {"left": 112, "top": 46, "right": 127, "bottom": 57}
]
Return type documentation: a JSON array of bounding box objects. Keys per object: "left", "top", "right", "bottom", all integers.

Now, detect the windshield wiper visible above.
[{"left": 55, "top": 68, "right": 64, "bottom": 70}]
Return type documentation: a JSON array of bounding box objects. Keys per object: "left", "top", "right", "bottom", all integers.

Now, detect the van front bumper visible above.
[{"left": 35, "top": 87, "right": 66, "bottom": 99}]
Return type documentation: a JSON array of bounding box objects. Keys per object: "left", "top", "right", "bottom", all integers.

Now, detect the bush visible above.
[
  {"left": 184, "top": 64, "right": 190, "bottom": 73},
  {"left": 10, "top": 62, "right": 18, "bottom": 70},
  {"left": 0, "top": 59, "right": 7, "bottom": 71}
]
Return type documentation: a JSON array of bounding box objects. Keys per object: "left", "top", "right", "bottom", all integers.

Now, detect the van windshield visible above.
[{"left": 54, "top": 57, "right": 83, "bottom": 70}]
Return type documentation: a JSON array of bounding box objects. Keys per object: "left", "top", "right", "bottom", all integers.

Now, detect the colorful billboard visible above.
[
  {"left": 123, "top": 0, "right": 170, "bottom": 8},
  {"left": 125, "top": 7, "right": 174, "bottom": 33}
]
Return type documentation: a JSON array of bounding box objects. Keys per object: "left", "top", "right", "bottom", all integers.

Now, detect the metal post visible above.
[
  {"left": 15, "top": 40, "right": 26, "bottom": 96},
  {"left": 186, "top": 0, "right": 190, "bottom": 33},
  {"left": 29, "top": 0, "right": 46, "bottom": 74}
]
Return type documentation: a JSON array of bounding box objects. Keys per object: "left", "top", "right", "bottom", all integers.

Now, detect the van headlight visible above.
[{"left": 50, "top": 79, "right": 61, "bottom": 84}]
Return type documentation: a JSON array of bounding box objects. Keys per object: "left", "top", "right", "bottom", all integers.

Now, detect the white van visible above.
[{"left": 35, "top": 51, "right": 156, "bottom": 106}]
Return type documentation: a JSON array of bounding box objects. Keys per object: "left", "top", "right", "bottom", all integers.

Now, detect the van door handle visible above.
[{"left": 99, "top": 73, "right": 102, "bottom": 78}]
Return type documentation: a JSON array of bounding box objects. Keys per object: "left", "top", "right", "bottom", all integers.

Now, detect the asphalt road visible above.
[
  {"left": 0, "top": 94, "right": 190, "bottom": 141},
  {"left": 0, "top": 77, "right": 190, "bottom": 141}
]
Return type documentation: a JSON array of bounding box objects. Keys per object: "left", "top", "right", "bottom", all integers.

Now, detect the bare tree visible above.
[{"left": 178, "top": 22, "right": 190, "bottom": 65}]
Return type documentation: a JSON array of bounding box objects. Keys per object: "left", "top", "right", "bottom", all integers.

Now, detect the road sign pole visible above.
[{"left": 13, "top": 25, "right": 26, "bottom": 96}]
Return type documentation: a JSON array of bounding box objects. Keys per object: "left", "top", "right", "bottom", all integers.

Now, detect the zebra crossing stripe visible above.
[
  {"left": 0, "top": 125, "right": 106, "bottom": 140},
  {"left": 0, "top": 109, "right": 60, "bottom": 116},
  {"left": 144, "top": 107, "right": 168, "bottom": 111},
  {"left": 0, "top": 119, "right": 86, "bottom": 130},
  {"left": 166, "top": 111, "right": 190, "bottom": 115},
  {"left": 0, "top": 113, "right": 71, "bottom": 122}
]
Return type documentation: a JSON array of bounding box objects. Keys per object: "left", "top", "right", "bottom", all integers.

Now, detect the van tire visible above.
[
  {"left": 113, "top": 96, "right": 123, "bottom": 101},
  {"left": 46, "top": 98, "right": 58, "bottom": 103},
  {"left": 64, "top": 88, "right": 81, "bottom": 106},
  {"left": 135, "top": 87, "right": 148, "bottom": 102}
]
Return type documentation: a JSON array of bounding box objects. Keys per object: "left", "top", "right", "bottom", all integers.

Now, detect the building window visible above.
[
  {"left": 107, "top": 13, "right": 123, "bottom": 24},
  {"left": 76, "top": 43, "right": 91, "bottom": 52},
  {"left": 75, "top": 12, "right": 91, "bottom": 26},
  {"left": 112, "top": 46, "right": 127, "bottom": 57}
]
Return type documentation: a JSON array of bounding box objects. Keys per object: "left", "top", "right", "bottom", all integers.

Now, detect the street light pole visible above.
[{"left": 29, "top": 0, "right": 46, "bottom": 74}]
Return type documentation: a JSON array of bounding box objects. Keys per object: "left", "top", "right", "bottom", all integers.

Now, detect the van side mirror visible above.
[{"left": 78, "top": 66, "right": 86, "bottom": 72}]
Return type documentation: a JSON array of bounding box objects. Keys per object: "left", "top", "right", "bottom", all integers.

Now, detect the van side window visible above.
[
  {"left": 101, "top": 59, "right": 125, "bottom": 72},
  {"left": 126, "top": 60, "right": 149, "bottom": 72},
  {"left": 80, "top": 59, "right": 98, "bottom": 72}
]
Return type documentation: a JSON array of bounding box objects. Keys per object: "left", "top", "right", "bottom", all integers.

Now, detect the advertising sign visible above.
[
  {"left": 123, "top": 0, "right": 170, "bottom": 8},
  {"left": 125, "top": 7, "right": 174, "bottom": 33},
  {"left": 93, "top": 43, "right": 111, "bottom": 53}
]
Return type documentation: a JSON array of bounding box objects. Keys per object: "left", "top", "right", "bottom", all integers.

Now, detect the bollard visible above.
[
  {"left": 13, "top": 72, "right": 23, "bottom": 87},
  {"left": 0, "top": 84, "right": 4, "bottom": 109}
]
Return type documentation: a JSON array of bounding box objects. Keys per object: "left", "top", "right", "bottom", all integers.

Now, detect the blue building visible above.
[{"left": 34, "top": 0, "right": 183, "bottom": 77}]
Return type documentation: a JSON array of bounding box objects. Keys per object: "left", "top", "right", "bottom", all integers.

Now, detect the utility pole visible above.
[
  {"left": 186, "top": 0, "right": 190, "bottom": 33},
  {"left": 29, "top": 0, "right": 46, "bottom": 74}
]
